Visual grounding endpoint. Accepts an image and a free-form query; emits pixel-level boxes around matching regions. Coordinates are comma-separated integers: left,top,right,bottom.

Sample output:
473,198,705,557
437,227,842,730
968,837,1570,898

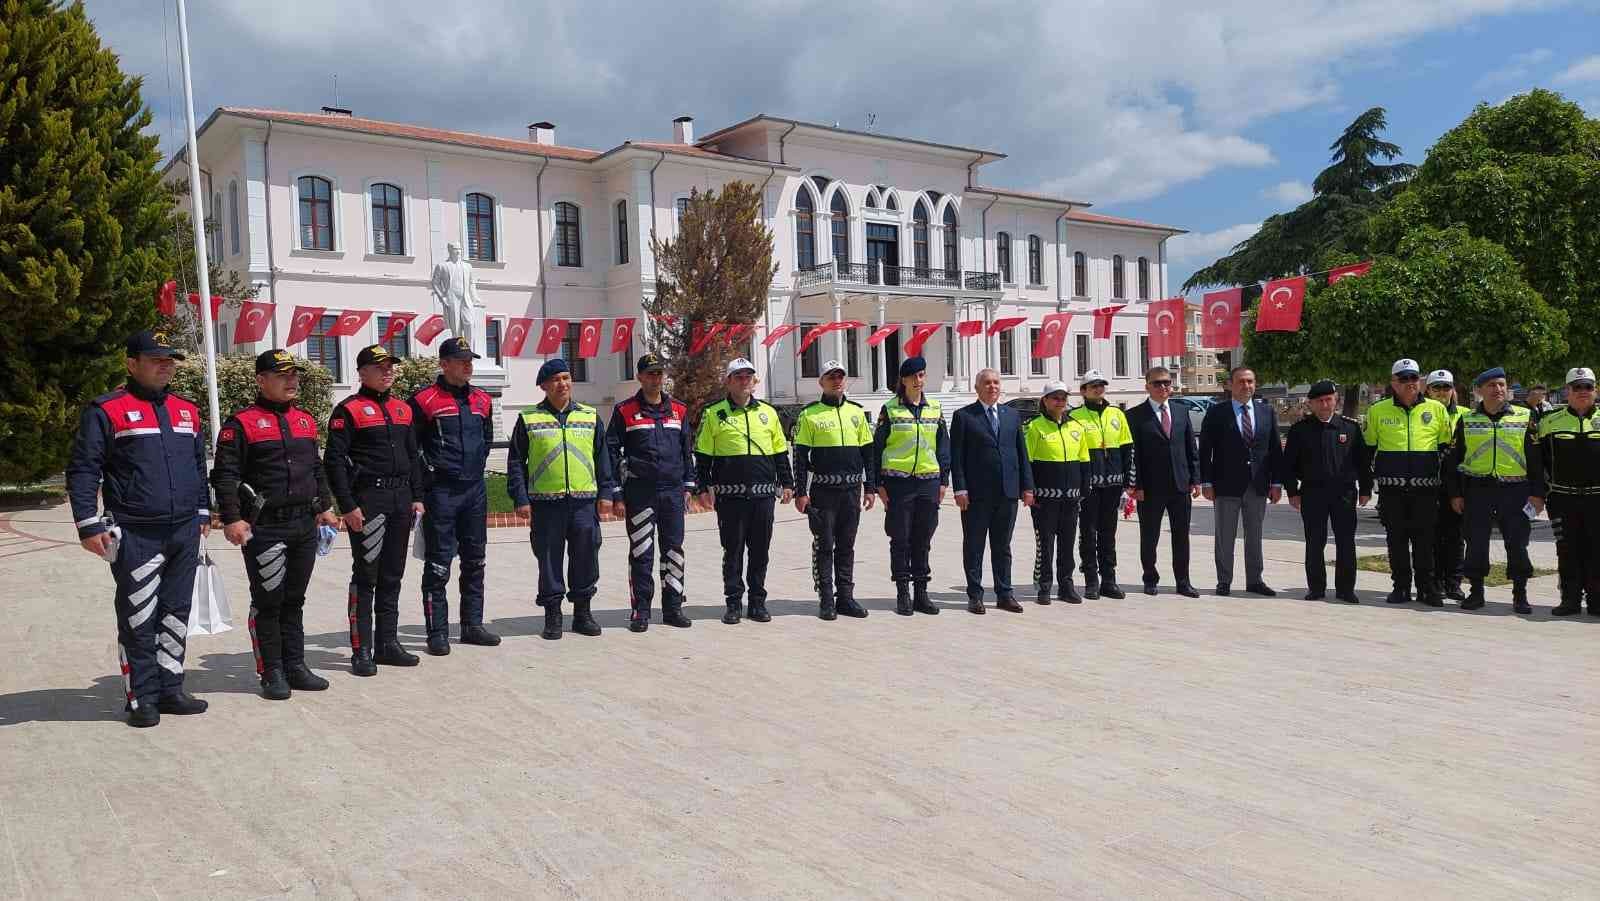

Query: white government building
171,107,1188,422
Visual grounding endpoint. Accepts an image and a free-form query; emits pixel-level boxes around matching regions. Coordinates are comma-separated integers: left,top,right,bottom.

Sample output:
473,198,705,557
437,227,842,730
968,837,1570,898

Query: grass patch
1356,554,1553,587
484,472,515,514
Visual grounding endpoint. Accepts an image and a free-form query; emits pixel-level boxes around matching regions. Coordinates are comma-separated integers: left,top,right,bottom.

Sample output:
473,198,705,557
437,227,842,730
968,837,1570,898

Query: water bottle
316,523,339,557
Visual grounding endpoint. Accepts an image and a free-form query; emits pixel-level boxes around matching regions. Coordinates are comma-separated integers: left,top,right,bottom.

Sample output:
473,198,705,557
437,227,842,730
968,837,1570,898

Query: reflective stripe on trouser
1377,489,1438,594
530,498,601,609
883,478,940,586
1548,494,1600,604
1030,496,1079,595
715,495,776,604
1461,478,1534,582
242,518,318,675
1078,486,1122,582
109,521,200,709
807,485,861,603
421,478,488,637
348,489,414,651
623,482,686,616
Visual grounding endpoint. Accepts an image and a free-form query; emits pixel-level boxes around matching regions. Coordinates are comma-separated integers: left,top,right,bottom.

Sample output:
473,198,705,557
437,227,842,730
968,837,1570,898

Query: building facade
173,108,1186,425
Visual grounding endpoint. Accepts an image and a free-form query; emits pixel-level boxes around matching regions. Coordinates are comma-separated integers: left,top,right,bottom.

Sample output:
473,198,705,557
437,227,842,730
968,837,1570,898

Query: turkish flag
285,306,325,346
955,320,984,338
690,322,725,354
536,318,567,355
611,317,636,353
378,312,418,345
1032,312,1071,359
797,321,864,355
1327,261,1372,285
903,322,943,357
1146,297,1186,357
502,317,534,357
187,292,225,320
577,318,603,358
1092,305,1125,339
233,301,274,344
866,324,899,347
1256,276,1307,332
722,323,752,346
157,281,177,317
988,316,1027,337
415,314,446,345
326,309,373,338
1200,288,1242,349
761,324,799,347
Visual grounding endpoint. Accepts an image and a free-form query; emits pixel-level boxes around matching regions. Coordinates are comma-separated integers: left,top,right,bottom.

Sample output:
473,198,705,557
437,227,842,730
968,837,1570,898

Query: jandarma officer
870,355,950,616
66,330,211,727
1447,367,1541,614
212,349,339,700
1363,358,1455,606
324,344,424,676
792,358,876,620
508,359,616,640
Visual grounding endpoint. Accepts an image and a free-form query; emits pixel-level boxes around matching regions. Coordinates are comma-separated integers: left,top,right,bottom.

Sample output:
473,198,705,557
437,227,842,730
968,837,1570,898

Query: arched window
943,206,959,278
297,175,333,251
883,191,897,212
1027,235,1043,285
615,199,629,264
795,187,816,270
913,201,930,276
228,181,241,255
370,183,404,255
830,192,848,266
1073,251,1087,297
1138,256,1151,300
996,231,1013,283
1112,254,1126,299
555,202,581,267
865,188,879,209
465,192,495,261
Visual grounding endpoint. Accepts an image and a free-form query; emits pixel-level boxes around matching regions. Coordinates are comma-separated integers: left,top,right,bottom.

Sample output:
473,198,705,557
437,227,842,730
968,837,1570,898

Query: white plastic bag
411,508,427,561
187,548,234,636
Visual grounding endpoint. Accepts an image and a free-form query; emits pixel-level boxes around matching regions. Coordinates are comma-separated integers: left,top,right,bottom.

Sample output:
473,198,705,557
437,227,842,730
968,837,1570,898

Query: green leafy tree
393,355,440,398
645,182,777,418
169,354,334,448
0,0,173,481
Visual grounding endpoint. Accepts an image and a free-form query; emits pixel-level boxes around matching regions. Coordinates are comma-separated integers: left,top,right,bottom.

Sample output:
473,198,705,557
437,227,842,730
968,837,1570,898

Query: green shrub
394,356,440,398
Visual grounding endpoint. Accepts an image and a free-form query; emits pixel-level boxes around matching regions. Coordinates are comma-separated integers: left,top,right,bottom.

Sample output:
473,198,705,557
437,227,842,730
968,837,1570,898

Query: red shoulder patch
330,418,345,430
219,426,236,443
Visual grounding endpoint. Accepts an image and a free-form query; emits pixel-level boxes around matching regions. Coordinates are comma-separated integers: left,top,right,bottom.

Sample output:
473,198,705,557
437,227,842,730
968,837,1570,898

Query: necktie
988,405,999,436
1159,404,1171,437
1240,404,1254,444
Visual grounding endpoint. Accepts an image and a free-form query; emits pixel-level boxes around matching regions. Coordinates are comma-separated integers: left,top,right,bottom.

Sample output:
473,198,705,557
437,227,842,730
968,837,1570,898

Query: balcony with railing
795,261,1002,295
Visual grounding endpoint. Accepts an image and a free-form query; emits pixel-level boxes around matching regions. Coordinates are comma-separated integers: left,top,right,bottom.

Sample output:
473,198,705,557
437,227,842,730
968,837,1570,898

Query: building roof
215,107,603,161
1066,208,1187,235
967,184,1092,209
697,114,1007,164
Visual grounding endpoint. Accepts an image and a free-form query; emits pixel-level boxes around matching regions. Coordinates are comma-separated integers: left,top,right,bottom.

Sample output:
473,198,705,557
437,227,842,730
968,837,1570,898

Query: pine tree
0,0,174,481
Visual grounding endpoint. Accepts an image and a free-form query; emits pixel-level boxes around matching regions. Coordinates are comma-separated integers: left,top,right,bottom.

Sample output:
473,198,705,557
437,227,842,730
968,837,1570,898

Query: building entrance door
866,224,899,286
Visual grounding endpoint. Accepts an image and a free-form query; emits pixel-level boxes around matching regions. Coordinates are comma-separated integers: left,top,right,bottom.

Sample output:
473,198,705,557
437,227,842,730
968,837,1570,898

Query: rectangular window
228,182,241,256
307,314,342,378
1139,336,1150,375
845,328,860,378
376,315,411,359
486,319,502,366
618,337,635,380
999,329,1015,376
945,326,955,376
1114,335,1128,378
1029,328,1045,375
561,322,589,382
1074,334,1090,378
800,321,820,379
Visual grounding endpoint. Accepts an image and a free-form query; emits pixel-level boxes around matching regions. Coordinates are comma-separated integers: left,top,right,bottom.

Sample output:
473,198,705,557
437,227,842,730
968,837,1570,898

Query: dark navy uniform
1282,394,1372,601
324,345,424,671
793,391,876,620
66,332,210,724
606,371,695,631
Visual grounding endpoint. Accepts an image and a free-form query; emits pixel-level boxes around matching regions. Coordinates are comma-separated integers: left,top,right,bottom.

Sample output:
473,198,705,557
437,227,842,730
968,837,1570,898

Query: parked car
1168,396,1214,433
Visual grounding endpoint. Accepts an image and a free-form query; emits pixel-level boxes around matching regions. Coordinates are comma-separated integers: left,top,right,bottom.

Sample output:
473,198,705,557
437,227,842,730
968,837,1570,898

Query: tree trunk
1342,385,1361,418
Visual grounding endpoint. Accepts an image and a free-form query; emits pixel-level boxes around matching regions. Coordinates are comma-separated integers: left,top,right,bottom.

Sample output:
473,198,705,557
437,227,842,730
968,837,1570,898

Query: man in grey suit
951,368,1036,613
1198,367,1285,596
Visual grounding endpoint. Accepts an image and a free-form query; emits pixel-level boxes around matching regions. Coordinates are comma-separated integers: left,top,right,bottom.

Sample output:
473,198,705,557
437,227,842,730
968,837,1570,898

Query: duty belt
1547,483,1600,496
1375,475,1441,488
356,475,411,489
529,490,599,501
710,483,778,496
810,472,863,486
1034,487,1081,500
1460,473,1528,484
257,503,316,523
881,470,941,480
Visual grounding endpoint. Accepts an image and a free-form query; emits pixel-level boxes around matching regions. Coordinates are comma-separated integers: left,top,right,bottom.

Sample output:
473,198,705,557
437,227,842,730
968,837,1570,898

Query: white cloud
1555,55,1600,84
1167,223,1263,268
1475,47,1553,88
1262,180,1314,205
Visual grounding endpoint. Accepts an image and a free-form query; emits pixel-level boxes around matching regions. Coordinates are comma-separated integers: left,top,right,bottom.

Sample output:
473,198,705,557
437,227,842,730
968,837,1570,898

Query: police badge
759,413,769,425
1421,411,1433,424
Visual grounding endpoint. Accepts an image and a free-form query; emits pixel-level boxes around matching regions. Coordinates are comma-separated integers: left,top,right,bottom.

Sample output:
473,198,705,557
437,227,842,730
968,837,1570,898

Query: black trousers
346,487,413,653
1137,492,1192,587
244,515,319,677
109,519,200,710
1030,495,1080,596
1298,483,1357,595
531,498,601,608
1549,494,1600,605
960,497,1019,601
715,495,776,604
1461,479,1533,583
883,477,940,586
1078,486,1122,582
1434,489,1465,587
622,481,686,616
807,485,861,603
1377,489,1437,594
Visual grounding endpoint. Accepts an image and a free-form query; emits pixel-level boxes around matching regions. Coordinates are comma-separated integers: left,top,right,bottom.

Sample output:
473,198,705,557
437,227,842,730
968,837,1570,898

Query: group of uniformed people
70,332,1600,727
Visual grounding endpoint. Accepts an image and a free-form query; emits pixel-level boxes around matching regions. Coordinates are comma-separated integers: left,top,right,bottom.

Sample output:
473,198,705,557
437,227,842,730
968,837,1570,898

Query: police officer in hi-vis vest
1363,358,1455,606
792,359,876,620
1530,367,1600,616
1447,367,1541,614
508,359,616,640
870,356,950,616
1024,381,1092,605
1070,369,1134,599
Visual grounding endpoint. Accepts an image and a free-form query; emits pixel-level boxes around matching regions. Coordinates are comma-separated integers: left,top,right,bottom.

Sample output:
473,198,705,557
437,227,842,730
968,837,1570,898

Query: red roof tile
1066,209,1186,234
219,107,602,161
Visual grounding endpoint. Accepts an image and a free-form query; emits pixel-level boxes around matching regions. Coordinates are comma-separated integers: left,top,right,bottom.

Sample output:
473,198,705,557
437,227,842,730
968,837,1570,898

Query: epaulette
1340,415,1360,424
845,399,863,409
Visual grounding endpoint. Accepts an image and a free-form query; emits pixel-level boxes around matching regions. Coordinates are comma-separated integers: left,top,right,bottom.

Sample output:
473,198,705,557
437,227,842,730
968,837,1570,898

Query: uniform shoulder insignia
1340,415,1360,423
846,399,863,408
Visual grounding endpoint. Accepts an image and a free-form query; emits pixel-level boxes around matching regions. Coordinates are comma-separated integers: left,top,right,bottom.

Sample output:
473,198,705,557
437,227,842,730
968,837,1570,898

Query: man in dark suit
1198,366,1285,596
951,368,1036,613
1125,366,1201,597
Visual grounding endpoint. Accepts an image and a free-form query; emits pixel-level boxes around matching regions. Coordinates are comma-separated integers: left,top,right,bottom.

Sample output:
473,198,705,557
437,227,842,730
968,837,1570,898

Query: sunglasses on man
1148,379,1172,388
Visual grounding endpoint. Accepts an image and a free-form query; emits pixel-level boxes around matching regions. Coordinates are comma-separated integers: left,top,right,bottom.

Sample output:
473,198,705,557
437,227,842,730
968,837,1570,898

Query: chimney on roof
672,115,694,145
528,121,556,145
320,106,353,117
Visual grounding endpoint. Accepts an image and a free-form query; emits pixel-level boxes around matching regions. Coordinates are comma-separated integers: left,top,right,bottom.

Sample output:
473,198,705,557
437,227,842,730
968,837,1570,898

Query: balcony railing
795,261,1002,292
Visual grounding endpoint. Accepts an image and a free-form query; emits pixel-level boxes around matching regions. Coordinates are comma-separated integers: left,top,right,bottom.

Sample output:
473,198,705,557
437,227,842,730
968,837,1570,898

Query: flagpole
175,0,221,450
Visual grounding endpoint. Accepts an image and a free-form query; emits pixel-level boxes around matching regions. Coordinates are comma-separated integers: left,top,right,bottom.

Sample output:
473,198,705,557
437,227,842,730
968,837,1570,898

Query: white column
875,295,887,392
832,291,844,364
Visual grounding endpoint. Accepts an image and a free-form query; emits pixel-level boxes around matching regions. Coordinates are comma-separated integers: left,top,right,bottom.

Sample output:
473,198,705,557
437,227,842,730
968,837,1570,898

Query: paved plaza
0,498,1594,899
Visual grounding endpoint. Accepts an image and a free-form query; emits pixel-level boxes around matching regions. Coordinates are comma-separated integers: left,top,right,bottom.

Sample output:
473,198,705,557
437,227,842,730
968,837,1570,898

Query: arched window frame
459,188,501,263
1138,256,1151,300
794,183,817,271
942,204,960,278
365,180,408,257
614,198,630,265
554,201,583,268
828,189,850,267
227,180,241,256
912,201,931,276
1112,254,1126,299
996,231,1013,284
1073,251,1087,297
290,172,340,253
1027,234,1043,285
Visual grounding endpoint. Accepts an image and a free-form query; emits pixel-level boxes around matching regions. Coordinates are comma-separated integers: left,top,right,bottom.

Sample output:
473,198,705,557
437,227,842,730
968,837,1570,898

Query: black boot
351,648,377,677
374,640,419,667
894,584,913,616
629,603,650,633
1100,579,1125,600
1035,591,1053,606
747,598,772,623
912,584,940,615
286,663,329,691
1059,583,1083,604
1385,589,1412,605
1512,581,1532,615
722,599,743,624
460,622,502,646
1461,581,1486,610
157,690,208,715
662,600,692,628
818,596,837,621
261,668,291,701
1443,580,1467,602
572,599,602,636
1552,595,1582,616
837,596,869,618
426,633,451,656
542,604,564,639
128,705,160,727
1083,576,1101,600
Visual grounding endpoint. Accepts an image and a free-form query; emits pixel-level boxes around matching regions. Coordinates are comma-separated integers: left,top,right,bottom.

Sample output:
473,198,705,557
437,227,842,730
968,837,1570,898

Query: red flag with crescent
285,306,325,346
1327,260,1372,285
866,324,899,347
955,319,984,338
796,321,864,356
1147,297,1186,357
902,322,944,357
988,316,1027,337
611,317,636,353
326,309,374,338
1092,305,1125,339
1256,276,1306,333
761,324,799,347
157,281,177,317
721,323,752,346
1031,312,1071,359
577,318,603,358
1200,288,1242,349
690,322,725,354
536,318,568,354
378,312,418,345
233,301,274,344
187,292,225,320
415,314,446,345
502,317,534,357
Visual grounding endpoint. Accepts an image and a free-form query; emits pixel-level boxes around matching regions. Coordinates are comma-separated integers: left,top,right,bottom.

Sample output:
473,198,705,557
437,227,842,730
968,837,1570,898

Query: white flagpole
175,0,221,450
